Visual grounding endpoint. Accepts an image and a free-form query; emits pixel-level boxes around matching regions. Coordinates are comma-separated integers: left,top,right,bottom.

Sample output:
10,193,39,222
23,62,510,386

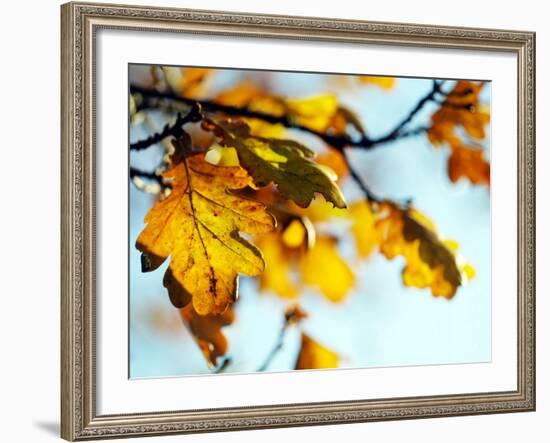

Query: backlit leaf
286,94,339,132
375,203,473,298
299,236,355,302
316,149,349,182
162,67,214,99
257,232,299,299
448,145,490,186
428,81,491,186
180,304,235,367
295,333,339,370
214,82,364,137
136,136,275,315
358,76,397,90
204,118,347,209
349,200,381,258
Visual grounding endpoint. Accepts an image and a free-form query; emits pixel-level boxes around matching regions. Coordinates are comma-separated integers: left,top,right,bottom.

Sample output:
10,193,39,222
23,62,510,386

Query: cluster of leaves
131,67,490,371
428,80,491,186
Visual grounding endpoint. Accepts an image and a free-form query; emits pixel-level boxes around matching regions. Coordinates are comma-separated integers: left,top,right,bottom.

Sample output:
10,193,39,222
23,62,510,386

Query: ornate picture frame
61,2,535,440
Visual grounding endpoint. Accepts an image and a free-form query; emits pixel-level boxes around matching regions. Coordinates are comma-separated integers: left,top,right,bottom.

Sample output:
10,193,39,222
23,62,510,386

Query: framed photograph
61,1,535,440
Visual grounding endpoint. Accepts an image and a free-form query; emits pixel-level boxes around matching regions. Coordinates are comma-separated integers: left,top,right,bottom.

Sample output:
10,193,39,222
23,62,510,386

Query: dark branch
129,167,163,185
131,80,448,152
367,80,442,146
342,150,383,204
212,357,232,374
257,319,292,372
131,85,356,150
129,103,203,151
130,80,455,205
341,149,412,209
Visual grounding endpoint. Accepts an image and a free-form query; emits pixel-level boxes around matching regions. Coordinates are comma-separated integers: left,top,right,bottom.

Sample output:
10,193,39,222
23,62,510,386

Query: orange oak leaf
180,304,235,367
428,81,490,186
448,144,490,186
316,149,349,182
295,333,339,370
136,137,275,315
428,81,490,145
161,66,214,99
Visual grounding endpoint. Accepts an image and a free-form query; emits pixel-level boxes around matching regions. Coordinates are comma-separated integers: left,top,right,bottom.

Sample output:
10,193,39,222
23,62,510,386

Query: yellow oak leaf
214,82,287,138
299,236,355,302
136,138,275,315
349,200,381,258
256,232,299,299
281,219,308,248
203,118,347,209
375,203,473,298
358,76,397,90
214,82,364,137
180,304,235,367
295,333,339,370
286,95,339,132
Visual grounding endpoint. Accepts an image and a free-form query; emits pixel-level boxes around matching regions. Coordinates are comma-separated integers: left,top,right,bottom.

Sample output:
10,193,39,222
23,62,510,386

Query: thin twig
130,103,202,151
129,167,163,184
368,80,443,146
131,85,356,150
130,79,457,205
212,357,232,374
131,80,450,152
257,321,291,372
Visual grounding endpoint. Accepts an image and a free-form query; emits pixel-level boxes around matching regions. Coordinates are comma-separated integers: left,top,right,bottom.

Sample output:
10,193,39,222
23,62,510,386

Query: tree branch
131,80,449,152
257,316,294,372
130,80,457,205
131,85,356,150
130,103,203,151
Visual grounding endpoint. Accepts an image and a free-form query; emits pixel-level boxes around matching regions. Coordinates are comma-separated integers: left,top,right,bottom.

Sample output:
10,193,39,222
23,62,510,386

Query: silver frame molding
61,2,536,440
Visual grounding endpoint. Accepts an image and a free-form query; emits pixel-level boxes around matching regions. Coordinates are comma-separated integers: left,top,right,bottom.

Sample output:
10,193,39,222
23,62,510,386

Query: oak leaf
428,81,490,186
284,304,308,325
180,304,235,367
214,82,365,137
214,82,287,138
299,236,355,302
136,137,275,315
256,232,299,299
375,203,473,298
358,76,397,90
204,119,347,209
316,149,349,182
448,144,490,186
162,67,214,99
349,200,381,258
257,226,354,303
295,333,339,370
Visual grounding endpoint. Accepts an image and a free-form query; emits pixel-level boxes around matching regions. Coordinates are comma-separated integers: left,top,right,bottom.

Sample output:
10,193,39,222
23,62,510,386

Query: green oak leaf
204,119,347,209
